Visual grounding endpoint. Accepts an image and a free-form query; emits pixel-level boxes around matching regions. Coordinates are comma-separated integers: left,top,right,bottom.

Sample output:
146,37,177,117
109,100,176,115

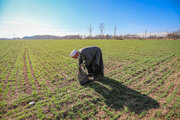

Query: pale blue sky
0,0,180,38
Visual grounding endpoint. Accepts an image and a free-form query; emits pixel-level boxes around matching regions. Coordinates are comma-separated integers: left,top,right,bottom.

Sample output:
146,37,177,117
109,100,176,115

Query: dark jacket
78,46,104,76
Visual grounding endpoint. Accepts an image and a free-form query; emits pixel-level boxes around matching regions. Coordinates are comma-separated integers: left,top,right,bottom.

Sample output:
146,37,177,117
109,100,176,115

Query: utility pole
145,30,147,38
99,23,104,39
166,29,169,35
89,24,92,39
114,25,117,37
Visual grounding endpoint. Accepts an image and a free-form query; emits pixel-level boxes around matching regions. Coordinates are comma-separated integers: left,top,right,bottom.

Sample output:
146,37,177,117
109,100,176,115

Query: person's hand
79,63,85,67
78,66,81,69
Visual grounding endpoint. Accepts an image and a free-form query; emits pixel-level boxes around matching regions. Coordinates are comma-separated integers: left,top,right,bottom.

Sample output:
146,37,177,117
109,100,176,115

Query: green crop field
0,39,180,120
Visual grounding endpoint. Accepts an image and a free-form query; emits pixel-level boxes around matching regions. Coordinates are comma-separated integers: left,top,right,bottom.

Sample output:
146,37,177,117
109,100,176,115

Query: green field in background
0,39,180,120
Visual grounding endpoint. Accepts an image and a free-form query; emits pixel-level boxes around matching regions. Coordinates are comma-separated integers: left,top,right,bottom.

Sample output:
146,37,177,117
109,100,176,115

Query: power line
114,25,117,37
145,30,147,37
99,23,105,38
89,24,92,38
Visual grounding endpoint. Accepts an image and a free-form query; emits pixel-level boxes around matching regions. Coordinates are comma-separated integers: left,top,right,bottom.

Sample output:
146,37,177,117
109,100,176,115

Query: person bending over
70,46,104,80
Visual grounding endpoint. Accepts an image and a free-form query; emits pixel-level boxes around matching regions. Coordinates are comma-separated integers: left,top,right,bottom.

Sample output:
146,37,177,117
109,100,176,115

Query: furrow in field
52,97,100,119
37,53,73,81
33,47,77,73
106,60,136,77
27,49,50,91
109,55,174,91
1,40,180,120
32,58,55,91
0,43,20,69
4,55,18,86
130,56,175,88
31,48,76,87
0,42,15,60
36,55,77,87
150,58,180,99
31,50,58,90
27,47,52,91
154,69,179,102
0,54,15,75
104,61,127,75
112,55,175,87
0,53,18,101
5,82,86,119
128,57,172,86
107,63,149,84
36,53,70,81
14,68,20,98
144,70,180,119
5,52,21,102
18,50,26,95
137,58,179,95
27,49,41,92
0,58,10,71
23,49,32,94
37,57,59,85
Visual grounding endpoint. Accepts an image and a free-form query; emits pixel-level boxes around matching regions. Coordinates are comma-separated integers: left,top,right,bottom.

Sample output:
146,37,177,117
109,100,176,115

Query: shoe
92,75,101,81
87,73,94,77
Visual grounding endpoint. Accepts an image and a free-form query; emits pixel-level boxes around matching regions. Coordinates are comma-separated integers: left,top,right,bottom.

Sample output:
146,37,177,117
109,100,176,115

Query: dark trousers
86,63,100,76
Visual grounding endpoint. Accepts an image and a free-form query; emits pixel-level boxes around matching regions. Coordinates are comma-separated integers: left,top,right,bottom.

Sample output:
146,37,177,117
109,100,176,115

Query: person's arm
79,56,83,66
80,52,92,65
84,57,92,65
79,52,93,66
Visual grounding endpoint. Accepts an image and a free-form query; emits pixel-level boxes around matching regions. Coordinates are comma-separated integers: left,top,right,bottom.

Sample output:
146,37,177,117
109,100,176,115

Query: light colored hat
69,49,78,57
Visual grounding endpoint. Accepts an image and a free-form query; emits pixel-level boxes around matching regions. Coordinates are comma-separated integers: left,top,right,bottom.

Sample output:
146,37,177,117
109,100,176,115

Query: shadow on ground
84,77,160,114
